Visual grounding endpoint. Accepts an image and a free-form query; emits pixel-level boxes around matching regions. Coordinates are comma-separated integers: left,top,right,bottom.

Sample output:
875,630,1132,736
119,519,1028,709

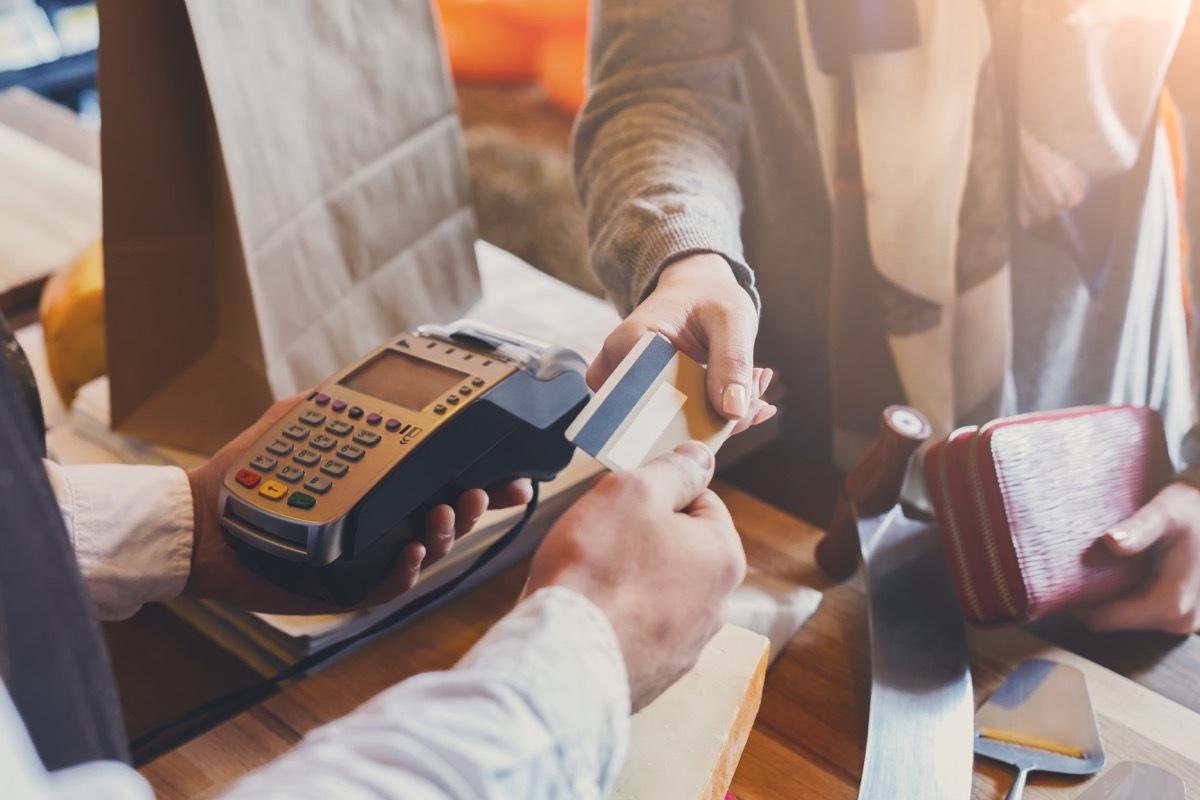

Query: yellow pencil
977,727,1088,759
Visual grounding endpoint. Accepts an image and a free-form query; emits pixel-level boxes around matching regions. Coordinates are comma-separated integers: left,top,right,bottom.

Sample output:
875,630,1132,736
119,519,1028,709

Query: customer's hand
1075,481,1200,635
526,441,746,710
184,395,533,614
588,253,775,435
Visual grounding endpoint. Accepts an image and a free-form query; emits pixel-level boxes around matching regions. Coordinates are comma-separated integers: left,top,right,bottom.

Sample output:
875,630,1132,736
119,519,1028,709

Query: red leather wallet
924,405,1171,627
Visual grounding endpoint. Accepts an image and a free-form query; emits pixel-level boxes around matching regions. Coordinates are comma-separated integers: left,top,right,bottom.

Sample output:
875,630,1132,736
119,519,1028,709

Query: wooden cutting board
612,624,769,800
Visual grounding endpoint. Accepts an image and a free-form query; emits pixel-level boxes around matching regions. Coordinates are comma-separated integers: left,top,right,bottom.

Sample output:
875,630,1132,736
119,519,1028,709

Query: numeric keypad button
304,476,333,495
320,460,349,478
353,430,381,447
326,420,354,437
310,434,337,451
278,466,305,483
337,444,365,462
251,455,278,472
283,424,310,441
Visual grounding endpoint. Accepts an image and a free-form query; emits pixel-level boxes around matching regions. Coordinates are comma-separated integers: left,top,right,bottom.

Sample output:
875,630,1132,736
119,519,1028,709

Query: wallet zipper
934,435,985,621
967,432,1020,620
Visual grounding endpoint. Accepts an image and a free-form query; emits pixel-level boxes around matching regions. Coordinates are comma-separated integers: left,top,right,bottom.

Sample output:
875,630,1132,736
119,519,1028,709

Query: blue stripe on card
571,335,676,457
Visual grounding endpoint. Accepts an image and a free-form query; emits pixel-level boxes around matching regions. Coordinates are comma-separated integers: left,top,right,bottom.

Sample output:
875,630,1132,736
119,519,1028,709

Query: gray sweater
574,0,1199,467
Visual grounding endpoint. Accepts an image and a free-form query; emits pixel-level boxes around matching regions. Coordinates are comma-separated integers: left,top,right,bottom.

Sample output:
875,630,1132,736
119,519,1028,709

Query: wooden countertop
8,82,1192,799
133,472,1200,798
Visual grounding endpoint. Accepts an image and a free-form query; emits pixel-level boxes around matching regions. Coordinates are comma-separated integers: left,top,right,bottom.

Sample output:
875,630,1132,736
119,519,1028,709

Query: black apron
0,312,128,770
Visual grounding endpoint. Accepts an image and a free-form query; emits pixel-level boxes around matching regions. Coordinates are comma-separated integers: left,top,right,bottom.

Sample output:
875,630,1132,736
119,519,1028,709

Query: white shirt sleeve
0,586,630,800
42,461,194,620
223,585,631,800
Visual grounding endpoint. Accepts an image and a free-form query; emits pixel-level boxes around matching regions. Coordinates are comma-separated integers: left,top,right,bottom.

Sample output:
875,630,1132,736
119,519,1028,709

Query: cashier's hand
183,395,534,614
589,252,775,435
1076,481,1200,635
526,442,746,711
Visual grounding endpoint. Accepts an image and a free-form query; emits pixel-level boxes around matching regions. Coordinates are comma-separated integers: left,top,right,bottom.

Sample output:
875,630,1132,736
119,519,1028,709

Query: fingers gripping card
566,332,735,471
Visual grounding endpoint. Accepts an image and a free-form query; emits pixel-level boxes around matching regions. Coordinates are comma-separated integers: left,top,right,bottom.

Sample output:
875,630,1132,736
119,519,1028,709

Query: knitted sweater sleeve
572,0,758,316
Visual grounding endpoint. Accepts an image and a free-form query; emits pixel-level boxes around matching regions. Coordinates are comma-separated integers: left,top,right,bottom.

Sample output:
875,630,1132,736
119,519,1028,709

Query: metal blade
856,506,974,800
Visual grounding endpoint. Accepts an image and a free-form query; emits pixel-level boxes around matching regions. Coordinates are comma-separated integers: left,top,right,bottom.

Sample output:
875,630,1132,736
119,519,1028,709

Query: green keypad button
287,491,316,510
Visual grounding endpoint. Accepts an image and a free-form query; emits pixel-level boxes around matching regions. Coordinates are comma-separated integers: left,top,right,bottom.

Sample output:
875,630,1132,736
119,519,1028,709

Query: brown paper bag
98,0,481,454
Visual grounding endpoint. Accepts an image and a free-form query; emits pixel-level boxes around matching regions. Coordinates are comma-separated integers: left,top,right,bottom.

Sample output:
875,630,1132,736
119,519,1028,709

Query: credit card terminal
218,321,590,607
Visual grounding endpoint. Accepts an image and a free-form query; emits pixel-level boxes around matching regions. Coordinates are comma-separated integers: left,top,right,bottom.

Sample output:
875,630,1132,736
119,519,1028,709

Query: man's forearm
221,587,631,800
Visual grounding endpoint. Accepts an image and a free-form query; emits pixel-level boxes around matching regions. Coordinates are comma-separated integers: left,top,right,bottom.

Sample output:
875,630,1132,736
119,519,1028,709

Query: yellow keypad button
258,480,288,501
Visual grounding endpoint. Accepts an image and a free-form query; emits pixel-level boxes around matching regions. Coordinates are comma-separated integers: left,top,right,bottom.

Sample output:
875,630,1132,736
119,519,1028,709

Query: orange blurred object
537,31,587,113
493,0,588,32
1163,90,1190,330
40,241,107,407
437,0,540,82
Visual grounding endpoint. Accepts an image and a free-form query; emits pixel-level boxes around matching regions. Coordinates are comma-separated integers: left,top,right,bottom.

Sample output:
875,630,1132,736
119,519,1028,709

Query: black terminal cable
130,481,541,765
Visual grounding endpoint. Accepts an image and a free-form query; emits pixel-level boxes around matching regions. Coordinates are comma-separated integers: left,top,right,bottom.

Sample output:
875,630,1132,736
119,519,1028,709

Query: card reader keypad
240,403,433,514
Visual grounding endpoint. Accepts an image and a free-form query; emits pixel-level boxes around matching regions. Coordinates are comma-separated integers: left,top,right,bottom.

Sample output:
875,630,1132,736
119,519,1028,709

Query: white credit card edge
600,381,689,471
602,398,735,473
564,330,662,441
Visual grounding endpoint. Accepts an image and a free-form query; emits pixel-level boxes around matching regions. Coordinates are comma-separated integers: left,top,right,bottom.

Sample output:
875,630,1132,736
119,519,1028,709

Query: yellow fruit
40,240,106,407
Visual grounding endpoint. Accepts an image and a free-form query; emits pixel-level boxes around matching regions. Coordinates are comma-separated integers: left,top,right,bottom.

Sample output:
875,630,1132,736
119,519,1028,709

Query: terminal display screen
340,350,468,411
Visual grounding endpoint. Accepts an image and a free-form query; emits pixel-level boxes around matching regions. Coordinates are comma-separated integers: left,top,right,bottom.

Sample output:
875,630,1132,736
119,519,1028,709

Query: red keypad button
236,469,261,489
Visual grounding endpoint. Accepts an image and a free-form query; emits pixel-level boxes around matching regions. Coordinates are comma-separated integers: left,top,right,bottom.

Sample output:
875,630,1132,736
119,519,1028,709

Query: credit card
565,332,735,471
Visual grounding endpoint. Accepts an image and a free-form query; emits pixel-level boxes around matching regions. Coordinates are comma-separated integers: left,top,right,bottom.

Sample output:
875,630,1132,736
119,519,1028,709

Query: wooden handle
815,406,931,580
